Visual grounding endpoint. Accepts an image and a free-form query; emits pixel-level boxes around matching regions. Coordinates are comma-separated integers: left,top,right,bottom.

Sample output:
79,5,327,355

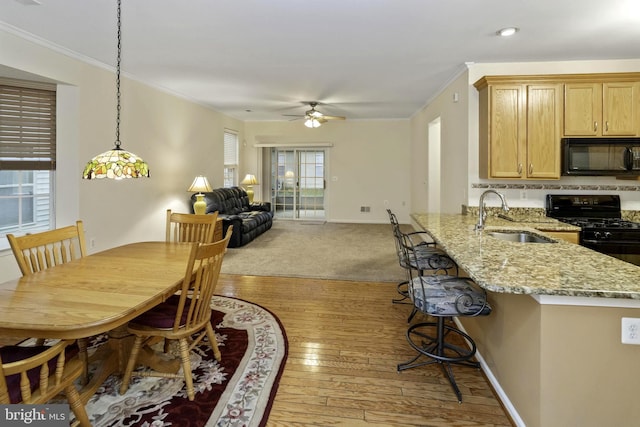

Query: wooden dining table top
0,241,195,340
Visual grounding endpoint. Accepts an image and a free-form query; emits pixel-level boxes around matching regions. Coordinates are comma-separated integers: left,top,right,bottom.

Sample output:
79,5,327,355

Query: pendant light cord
115,0,122,149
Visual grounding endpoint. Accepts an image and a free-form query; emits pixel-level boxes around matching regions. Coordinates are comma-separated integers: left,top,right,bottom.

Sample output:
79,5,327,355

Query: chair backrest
166,209,218,244
172,226,233,333
387,210,407,262
0,340,81,404
7,221,87,276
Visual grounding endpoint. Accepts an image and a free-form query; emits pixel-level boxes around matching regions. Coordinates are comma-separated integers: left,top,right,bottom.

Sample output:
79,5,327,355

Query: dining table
0,241,197,403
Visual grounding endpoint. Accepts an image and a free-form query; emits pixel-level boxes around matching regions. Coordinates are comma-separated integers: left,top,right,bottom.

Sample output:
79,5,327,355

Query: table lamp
188,175,212,214
241,174,259,203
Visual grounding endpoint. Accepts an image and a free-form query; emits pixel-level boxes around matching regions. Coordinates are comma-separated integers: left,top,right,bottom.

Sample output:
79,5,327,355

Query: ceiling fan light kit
305,118,322,128
285,102,346,128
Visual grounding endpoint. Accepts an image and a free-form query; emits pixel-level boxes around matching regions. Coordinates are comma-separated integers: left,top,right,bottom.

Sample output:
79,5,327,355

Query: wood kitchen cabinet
564,82,639,136
545,230,579,244
476,78,561,179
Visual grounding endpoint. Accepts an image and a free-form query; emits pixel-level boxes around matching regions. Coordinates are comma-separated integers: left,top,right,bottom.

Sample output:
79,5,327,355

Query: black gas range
546,194,640,266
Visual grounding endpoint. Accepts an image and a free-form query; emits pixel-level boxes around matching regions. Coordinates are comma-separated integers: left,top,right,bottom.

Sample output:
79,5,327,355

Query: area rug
83,295,288,427
221,221,406,282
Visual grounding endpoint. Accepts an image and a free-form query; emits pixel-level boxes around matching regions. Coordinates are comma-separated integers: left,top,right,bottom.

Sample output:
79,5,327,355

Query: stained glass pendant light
82,0,149,180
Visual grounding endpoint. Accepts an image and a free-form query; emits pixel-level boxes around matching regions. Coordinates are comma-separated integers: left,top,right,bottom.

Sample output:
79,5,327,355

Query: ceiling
1,0,640,122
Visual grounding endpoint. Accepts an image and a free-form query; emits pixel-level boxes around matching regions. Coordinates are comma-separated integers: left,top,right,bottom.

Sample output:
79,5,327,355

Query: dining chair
119,227,232,401
164,209,220,352
7,221,88,276
166,209,218,244
6,221,91,384
0,339,91,427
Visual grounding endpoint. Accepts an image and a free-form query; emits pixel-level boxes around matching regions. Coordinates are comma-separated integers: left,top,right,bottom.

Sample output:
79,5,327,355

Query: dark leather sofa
190,186,273,248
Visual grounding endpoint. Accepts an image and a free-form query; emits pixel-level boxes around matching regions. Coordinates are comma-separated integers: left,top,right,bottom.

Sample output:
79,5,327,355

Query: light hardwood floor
217,274,514,427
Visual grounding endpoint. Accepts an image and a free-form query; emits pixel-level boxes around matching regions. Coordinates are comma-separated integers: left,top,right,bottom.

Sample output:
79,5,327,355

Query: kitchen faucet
475,190,509,230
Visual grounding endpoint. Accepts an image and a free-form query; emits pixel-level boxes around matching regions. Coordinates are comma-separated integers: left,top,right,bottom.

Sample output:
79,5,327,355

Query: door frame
269,147,328,221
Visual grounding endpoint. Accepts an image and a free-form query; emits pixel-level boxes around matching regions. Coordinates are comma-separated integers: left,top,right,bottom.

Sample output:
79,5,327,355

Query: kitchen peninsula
411,213,640,427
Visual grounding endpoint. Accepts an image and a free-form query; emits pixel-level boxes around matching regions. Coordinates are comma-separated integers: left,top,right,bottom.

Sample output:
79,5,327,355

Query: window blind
0,81,57,171
223,130,238,166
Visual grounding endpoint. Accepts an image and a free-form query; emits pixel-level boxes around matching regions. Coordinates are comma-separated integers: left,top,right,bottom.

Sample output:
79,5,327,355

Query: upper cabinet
475,73,640,180
475,77,562,179
564,82,638,136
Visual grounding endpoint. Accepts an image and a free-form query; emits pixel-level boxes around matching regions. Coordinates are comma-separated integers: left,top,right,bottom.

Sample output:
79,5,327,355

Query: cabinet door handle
594,121,598,132
605,121,609,132
518,163,523,175
529,164,533,175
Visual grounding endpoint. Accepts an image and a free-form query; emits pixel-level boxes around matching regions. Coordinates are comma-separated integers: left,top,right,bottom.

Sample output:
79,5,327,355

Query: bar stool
387,209,458,307
397,274,491,402
396,225,459,322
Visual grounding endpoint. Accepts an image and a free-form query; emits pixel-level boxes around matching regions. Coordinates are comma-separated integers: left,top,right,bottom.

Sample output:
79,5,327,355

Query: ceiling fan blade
283,102,347,124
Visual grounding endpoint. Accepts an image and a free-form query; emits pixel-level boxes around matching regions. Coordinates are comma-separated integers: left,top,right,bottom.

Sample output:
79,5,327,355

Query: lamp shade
82,148,150,179
240,174,259,185
188,175,213,193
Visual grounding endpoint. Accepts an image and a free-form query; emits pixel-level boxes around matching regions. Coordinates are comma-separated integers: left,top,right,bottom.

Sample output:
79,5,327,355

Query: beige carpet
221,220,406,282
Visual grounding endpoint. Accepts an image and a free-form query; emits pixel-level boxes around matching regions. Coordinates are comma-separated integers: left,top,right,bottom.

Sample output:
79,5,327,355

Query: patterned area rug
83,296,288,427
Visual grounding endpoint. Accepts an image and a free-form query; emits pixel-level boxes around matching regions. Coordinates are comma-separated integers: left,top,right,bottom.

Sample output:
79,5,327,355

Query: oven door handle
582,239,640,246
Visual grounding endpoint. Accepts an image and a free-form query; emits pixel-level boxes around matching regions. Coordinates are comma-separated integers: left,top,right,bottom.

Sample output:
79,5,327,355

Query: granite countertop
411,213,640,299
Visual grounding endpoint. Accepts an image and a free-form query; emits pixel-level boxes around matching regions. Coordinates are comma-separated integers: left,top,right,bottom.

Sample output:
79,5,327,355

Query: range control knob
594,231,612,240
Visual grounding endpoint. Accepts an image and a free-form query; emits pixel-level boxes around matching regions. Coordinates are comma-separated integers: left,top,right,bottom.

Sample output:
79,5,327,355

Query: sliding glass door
271,148,325,220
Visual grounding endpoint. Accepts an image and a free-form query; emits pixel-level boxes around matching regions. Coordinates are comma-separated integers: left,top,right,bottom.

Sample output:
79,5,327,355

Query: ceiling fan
284,102,346,128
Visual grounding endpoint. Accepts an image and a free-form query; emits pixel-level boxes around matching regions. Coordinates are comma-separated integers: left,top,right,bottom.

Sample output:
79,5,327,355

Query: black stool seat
397,275,491,402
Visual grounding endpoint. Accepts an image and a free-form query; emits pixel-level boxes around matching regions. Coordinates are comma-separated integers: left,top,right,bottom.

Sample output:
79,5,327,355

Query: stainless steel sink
486,230,557,244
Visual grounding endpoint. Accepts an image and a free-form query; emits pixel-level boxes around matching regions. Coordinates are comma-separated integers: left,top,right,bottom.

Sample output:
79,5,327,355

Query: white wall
0,28,243,283
410,70,471,214
243,120,411,223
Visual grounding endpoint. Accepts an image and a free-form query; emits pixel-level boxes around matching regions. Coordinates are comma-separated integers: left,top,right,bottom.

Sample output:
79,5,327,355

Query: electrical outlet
520,190,527,200
621,318,640,344
90,238,96,248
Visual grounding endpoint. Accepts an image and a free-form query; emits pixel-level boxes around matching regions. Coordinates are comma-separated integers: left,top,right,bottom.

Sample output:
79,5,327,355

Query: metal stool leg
397,317,480,403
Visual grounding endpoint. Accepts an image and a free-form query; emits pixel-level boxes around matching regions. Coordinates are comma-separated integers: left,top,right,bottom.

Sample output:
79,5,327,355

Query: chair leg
407,306,418,323
397,318,480,403
178,337,195,401
392,280,412,304
65,384,91,427
77,338,89,385
205,322,221,362
119,335,144,395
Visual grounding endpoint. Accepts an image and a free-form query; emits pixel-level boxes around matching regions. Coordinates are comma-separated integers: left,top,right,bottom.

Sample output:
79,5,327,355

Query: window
223,129,238,187
0,79,56,239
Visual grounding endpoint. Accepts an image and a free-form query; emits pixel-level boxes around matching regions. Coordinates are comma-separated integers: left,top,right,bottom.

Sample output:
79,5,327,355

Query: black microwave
562,138,640,176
